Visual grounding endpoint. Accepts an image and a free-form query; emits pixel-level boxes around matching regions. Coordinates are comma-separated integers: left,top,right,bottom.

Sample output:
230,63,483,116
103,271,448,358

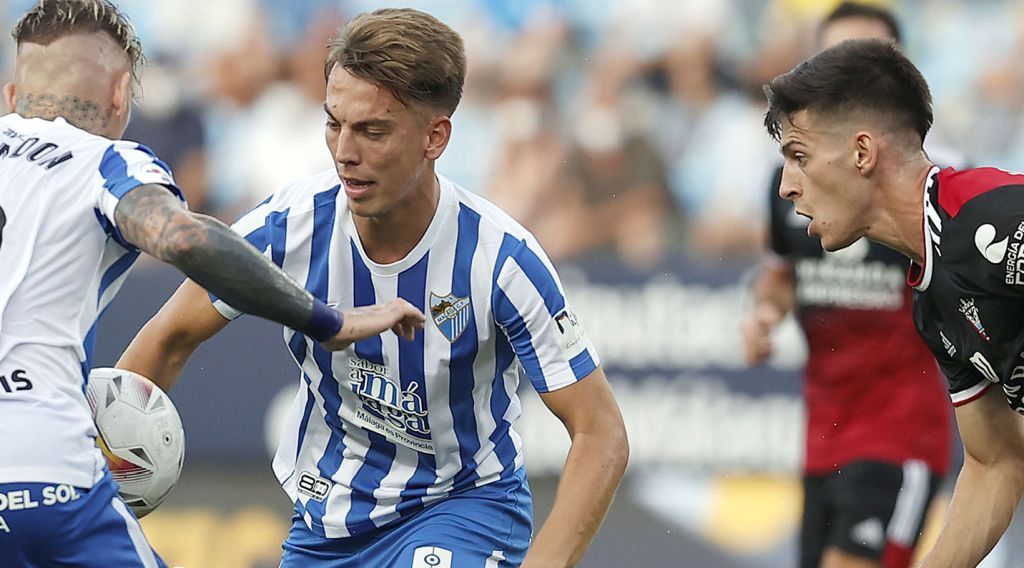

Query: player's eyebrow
322,104,392,129
780,140,801,158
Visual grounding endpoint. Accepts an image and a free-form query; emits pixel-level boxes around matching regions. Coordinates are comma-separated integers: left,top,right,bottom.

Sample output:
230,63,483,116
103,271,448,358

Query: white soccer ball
86,367,185,518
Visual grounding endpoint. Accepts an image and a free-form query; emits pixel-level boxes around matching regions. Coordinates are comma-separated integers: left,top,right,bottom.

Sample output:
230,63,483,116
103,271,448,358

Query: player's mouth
342,176,376,199
796,210,816,236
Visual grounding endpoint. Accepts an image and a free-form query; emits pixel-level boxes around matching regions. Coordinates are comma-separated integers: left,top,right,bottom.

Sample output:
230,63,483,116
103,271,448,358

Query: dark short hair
12,0,144,81
763,39,932,143
821,2,902,44
325,8,466,116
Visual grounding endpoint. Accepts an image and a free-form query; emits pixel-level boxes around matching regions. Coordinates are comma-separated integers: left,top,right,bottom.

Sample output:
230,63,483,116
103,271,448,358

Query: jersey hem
0,467,102,488
950,380,992,406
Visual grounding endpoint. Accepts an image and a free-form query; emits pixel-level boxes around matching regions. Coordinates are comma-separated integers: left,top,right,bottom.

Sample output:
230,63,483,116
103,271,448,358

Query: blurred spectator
198,13,282,215
554,98,675,270
656,34,777,261
486,18,571,247
124,59,209,212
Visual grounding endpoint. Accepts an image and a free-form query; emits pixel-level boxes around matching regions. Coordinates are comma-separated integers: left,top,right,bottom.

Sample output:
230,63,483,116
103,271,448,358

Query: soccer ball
86,367,185,518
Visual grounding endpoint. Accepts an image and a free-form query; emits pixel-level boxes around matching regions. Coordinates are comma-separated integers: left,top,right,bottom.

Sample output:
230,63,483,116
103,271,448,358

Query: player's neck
354,174,441,265
14,90,117,138
865,157,933,264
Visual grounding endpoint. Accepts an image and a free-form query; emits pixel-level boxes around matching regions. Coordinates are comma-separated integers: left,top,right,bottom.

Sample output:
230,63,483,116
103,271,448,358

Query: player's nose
779,164,802,201
333,130,360,166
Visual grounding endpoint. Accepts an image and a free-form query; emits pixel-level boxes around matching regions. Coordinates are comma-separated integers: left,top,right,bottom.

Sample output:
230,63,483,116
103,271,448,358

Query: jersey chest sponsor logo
958,298,991,341
347,356,434,454
1001,220,1024,285
430,292,471,343
975,224,1008,263
794,251,904,310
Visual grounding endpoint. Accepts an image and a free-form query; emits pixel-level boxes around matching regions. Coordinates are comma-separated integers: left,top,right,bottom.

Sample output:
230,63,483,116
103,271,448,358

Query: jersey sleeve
492,234,601,393
208,195,280,320
94,141,185,249
933,346,993,407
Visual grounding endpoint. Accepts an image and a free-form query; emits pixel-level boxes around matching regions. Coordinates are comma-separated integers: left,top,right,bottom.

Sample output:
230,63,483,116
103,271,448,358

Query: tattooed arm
113,184,424,350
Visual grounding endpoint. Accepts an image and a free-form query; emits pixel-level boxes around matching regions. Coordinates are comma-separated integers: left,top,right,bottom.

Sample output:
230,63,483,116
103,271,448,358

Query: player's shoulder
440,175,532,243
935,166,1024,219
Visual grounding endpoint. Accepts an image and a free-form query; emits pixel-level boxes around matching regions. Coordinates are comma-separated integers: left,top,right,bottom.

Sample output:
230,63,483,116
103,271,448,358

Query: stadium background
4,0,1024,565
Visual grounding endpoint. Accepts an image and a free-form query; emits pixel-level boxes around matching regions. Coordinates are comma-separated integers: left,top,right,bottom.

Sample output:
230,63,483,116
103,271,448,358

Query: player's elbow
155,212,213,266
598,413,630,478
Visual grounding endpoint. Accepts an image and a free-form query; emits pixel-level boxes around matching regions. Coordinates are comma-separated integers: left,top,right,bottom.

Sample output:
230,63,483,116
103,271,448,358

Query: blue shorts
0,472,165,568
282,468,533,567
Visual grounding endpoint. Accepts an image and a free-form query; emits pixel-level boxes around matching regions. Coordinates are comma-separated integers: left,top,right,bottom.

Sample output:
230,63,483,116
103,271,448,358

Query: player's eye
326,120,341,131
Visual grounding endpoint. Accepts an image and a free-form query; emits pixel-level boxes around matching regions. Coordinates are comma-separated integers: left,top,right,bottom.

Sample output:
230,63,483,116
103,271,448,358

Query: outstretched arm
524,368,629,567
114,184,423,351
920,387,1024,567
114,184,340,340
740,258,796,366
117,278,228,392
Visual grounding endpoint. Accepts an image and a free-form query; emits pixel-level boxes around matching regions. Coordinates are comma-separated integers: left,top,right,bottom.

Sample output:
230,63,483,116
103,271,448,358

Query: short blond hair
12,0,144,81
325,8,466,116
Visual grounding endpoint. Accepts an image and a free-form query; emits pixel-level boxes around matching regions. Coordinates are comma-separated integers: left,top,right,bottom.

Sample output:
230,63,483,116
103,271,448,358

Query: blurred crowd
4,0,1024,269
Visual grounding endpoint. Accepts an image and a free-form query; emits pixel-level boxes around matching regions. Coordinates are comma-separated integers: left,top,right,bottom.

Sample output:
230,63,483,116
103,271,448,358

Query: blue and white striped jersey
0,114,182,488
214,171,600,538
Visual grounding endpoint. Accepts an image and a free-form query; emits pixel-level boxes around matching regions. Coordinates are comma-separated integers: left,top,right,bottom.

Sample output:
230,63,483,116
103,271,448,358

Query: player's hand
319,299,426,351
740,304,784,366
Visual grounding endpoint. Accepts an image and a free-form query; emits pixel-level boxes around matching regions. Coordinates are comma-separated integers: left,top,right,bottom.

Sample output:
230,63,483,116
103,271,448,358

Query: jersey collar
907,166,941,291
345,175,454,277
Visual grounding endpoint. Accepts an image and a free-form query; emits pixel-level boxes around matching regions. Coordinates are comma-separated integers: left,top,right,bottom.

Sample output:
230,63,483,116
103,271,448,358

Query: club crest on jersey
959,298,991,341
429,292,471,343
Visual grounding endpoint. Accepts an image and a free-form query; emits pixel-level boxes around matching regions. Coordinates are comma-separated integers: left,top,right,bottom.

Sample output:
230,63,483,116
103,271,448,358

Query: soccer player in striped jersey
0,2,423,566
764,39,1024,567
119,8,629,568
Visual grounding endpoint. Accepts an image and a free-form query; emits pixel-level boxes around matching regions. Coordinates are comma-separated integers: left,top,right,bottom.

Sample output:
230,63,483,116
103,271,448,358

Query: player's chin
820,231,859,252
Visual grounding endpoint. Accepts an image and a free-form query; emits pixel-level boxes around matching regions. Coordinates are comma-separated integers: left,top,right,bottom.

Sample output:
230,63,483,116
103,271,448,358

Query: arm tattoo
15,93,113,134
115,185,319,331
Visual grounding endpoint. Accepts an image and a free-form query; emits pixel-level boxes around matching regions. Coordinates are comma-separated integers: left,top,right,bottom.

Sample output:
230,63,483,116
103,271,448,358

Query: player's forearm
920,456,1024,567
525,428,628,567
117,316,200,392
751,259,796,316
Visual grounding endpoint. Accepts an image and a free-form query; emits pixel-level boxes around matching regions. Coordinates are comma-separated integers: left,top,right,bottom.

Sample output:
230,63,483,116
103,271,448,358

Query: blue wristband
305,300,343,342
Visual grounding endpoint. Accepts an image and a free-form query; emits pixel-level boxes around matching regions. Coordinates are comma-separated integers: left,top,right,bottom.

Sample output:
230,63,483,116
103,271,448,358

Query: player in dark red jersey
742,5,952,568
764,37,1024,568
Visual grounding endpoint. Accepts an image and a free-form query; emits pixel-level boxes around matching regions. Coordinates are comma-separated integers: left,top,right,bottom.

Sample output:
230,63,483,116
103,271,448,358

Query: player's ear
111,70,133,121
853,132,877,176
3,83,15,113
424,115,452,160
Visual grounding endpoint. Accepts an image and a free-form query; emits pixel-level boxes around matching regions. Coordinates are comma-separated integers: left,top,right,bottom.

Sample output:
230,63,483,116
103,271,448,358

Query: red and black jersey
911,167,1024,413
769,166,951,476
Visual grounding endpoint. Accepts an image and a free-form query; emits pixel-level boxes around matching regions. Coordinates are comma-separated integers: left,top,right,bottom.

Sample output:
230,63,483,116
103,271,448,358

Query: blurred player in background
742,4,953,567
118,8,629,568
764,37,1024,568
0,1,423,566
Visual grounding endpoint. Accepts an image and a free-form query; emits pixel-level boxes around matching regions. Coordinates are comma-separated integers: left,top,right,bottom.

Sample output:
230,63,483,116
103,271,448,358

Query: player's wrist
304,300,344,341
